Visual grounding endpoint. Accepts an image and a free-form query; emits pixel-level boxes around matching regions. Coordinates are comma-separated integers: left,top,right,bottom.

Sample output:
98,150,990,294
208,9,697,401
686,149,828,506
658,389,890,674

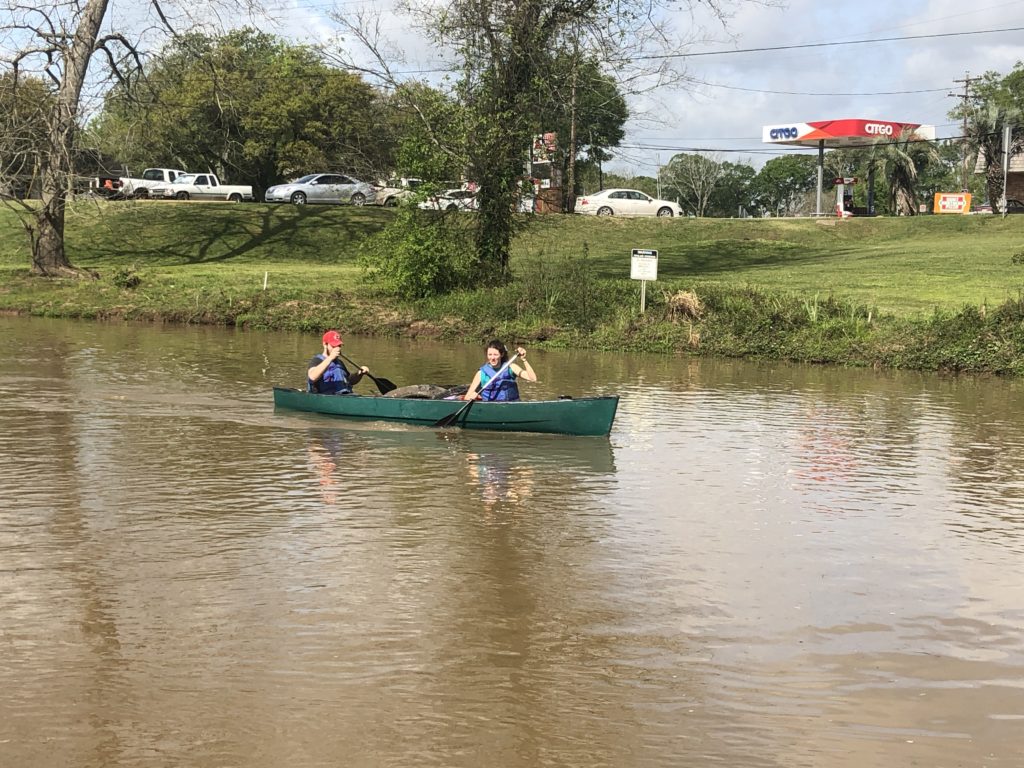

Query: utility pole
949,72,981,191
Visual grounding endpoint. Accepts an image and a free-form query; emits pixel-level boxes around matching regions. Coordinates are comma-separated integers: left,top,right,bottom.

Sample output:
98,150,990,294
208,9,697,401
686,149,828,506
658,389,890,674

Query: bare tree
1,0,258,276
661,152,725,217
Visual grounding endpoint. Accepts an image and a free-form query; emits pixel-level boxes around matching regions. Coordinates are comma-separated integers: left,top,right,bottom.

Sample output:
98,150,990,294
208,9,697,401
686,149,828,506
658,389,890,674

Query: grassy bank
2,201,1024,373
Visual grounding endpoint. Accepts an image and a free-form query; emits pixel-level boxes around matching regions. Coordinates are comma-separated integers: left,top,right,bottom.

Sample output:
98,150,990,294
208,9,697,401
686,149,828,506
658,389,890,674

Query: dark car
1005,198,1024,214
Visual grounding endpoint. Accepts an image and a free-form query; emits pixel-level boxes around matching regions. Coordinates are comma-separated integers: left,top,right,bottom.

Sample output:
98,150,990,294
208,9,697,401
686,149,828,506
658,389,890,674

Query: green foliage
391,84,466,183
358,207,479,298
708,161,758,217
110,264,142,289
88,29,391,192
7,204,1024,373
593,172,658,196
532,54,628,202
950,62,1024,208
0,73,54,196
750,156,818,215
511,244,628,331
1011,251,1024,265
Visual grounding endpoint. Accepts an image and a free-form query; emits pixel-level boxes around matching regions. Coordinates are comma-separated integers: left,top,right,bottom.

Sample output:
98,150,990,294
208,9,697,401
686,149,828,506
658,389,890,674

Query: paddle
338,351,397,395
433,353,519,428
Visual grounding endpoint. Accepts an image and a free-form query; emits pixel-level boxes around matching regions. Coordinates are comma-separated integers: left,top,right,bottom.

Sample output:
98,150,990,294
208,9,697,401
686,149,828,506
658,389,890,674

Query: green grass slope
2,201,1024,373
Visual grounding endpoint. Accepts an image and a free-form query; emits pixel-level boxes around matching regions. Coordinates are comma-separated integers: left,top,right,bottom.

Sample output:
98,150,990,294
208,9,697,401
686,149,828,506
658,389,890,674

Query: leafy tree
533,52,628,210
707,161,758,217
359,207,479,299
0,73,54,202
390,82,466,184
869,134,941,216
591,172,657,197
914,140,969,208
952,62,1024,212
332,0,747,285
751,155,818,216
91,29,391,192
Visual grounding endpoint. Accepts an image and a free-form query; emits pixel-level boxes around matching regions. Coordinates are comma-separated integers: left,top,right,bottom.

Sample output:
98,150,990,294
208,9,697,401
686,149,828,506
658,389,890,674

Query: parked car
92,167,189,199
372,177,423,207
574,188,682,217
150,173,253,202
264,173,375,206
418,188,478,212
1005,198,1024,214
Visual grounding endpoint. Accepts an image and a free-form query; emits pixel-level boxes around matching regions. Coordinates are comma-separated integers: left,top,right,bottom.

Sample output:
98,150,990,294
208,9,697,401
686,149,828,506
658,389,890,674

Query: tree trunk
32,0,110,276
565,34,579,215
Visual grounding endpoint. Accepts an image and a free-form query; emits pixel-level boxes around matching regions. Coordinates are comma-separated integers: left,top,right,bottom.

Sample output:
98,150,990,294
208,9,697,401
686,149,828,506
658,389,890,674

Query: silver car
264,173,375,206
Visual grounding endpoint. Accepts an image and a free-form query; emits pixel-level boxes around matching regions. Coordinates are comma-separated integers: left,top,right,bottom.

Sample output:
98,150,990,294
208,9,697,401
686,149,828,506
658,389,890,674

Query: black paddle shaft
338,352,397,394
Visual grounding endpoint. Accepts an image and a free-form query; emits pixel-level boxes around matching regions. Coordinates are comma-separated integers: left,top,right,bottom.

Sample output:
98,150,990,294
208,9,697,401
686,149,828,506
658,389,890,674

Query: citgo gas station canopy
762,118,936,148
761,118,937,215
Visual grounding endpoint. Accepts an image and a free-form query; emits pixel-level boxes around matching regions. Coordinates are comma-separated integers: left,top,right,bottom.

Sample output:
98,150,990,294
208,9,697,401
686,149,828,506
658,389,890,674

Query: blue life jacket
308,354,352,394
479,362,519,402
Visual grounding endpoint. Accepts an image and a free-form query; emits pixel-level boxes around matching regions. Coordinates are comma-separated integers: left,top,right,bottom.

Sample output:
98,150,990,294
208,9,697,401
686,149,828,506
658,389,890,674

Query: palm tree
968,104,1024,212
871,134,940,216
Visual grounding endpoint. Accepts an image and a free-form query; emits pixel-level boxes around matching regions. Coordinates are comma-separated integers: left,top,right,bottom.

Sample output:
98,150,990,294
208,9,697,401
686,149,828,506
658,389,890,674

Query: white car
372,177,423,207
418,188,478,212
575,188,682,217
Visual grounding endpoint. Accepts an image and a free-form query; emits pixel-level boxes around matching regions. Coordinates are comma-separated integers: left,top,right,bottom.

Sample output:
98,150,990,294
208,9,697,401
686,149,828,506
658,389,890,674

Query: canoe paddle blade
369,375,397,395
433,399,473,428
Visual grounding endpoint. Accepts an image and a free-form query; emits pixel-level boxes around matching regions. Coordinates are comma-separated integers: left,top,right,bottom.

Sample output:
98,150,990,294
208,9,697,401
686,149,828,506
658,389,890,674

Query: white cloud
610,0,1024,174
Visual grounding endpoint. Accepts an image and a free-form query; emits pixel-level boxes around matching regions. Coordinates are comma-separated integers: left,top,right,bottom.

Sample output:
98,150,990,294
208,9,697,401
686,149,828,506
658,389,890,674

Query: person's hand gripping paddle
433,353,520,428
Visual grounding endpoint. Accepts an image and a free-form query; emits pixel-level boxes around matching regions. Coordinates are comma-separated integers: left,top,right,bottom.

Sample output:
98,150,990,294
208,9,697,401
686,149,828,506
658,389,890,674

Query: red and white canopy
762,119,936,148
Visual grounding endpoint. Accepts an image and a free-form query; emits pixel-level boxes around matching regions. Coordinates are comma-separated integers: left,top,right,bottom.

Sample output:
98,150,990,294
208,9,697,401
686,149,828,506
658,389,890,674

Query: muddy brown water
2,316,1023,767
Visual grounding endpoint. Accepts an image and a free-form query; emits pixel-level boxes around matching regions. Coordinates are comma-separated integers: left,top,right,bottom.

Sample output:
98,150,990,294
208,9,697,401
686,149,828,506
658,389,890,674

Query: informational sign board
630,249,658,281
630,248,658,313
933,192,971,214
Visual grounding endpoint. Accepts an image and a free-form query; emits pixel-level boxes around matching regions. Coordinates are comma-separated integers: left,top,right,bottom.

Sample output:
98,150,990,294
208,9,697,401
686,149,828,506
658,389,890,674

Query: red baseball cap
322,330,343,346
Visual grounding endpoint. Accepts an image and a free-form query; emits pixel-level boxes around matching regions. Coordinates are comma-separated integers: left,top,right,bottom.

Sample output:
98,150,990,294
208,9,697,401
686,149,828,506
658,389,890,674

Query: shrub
358,208,479,299
110,264,141,289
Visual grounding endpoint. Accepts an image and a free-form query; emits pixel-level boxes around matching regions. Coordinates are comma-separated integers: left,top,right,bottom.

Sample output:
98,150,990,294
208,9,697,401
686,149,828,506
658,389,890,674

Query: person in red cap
307,330,370,394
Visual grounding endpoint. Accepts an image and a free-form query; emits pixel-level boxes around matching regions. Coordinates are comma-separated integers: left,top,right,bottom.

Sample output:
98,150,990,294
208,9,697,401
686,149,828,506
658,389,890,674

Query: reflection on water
1,316,1024,768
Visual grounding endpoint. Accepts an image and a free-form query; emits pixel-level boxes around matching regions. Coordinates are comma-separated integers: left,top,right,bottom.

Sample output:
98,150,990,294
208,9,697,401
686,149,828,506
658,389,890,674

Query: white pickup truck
150,173,254,202
93,167,189,199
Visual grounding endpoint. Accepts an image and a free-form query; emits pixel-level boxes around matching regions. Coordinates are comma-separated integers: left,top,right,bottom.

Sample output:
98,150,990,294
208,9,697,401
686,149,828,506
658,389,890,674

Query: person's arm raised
513,346,537,382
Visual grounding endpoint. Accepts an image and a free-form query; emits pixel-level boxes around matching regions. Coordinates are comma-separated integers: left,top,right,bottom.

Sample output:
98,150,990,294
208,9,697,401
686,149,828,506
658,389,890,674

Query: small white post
263,271,268,290
641,280,647,314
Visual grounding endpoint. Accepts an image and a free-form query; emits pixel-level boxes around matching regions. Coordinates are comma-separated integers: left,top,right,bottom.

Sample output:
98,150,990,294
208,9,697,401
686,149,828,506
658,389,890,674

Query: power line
695,82,949,97
635,26,1024,61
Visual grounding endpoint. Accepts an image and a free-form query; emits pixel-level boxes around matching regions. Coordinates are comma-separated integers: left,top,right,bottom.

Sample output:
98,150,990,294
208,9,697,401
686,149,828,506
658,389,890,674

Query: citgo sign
864,123,895,136
769,127,800,140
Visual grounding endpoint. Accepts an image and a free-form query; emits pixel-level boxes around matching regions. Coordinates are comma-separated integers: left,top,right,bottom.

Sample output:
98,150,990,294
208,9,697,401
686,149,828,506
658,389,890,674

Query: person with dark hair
307,330,369,394
463,339,536,402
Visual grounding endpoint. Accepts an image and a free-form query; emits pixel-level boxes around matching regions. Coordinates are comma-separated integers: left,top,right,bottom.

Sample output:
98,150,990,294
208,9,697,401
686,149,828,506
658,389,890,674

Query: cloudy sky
251,0,1024,174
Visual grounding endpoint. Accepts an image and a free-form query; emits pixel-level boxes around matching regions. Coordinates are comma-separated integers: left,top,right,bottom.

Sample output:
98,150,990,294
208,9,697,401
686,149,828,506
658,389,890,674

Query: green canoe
273,388,619,436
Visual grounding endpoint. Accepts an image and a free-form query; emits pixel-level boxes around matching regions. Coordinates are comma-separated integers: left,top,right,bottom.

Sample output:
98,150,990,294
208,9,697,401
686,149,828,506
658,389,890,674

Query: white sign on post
630,248,658,280
630,248,658,313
